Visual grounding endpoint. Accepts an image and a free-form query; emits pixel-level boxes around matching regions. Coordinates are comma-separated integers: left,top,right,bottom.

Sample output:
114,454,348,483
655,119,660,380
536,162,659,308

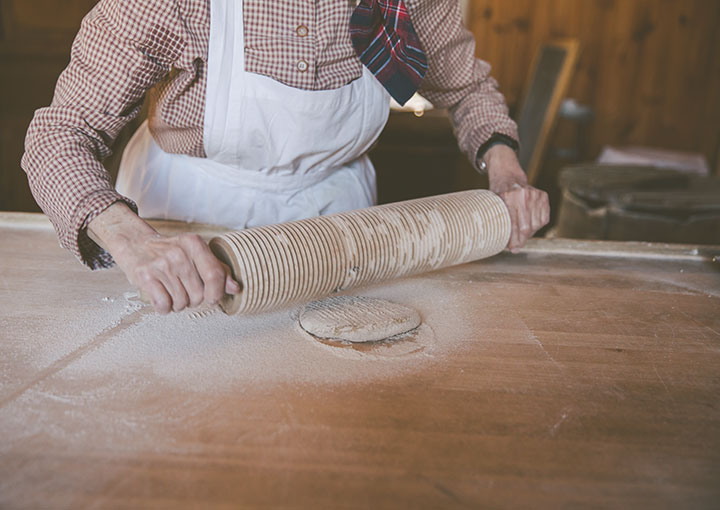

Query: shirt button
297,60,309,72
296,25,309,37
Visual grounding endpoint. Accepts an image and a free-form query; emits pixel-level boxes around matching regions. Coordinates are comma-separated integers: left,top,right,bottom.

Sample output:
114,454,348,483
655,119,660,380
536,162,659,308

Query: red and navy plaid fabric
350,0,428,105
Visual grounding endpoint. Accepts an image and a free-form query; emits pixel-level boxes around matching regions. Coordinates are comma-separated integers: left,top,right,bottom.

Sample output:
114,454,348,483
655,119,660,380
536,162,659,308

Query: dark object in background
370,109,485,205
516,39,580,185
556,165,720,245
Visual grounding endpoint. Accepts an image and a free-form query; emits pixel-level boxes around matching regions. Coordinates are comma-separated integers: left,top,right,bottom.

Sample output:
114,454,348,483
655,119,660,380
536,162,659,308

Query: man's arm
405,0,549,248
22,0,238,312
21,0,185,269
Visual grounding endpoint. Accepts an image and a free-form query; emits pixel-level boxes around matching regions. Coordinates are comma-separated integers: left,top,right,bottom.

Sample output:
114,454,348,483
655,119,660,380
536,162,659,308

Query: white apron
116,0,390,229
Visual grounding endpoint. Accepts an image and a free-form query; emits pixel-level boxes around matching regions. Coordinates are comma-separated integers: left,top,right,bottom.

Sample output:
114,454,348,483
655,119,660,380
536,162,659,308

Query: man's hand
483,144,550,252
88,202,240,314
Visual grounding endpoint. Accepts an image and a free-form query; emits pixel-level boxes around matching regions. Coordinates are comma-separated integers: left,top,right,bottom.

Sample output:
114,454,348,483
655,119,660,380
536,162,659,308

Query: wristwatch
475,133,520,172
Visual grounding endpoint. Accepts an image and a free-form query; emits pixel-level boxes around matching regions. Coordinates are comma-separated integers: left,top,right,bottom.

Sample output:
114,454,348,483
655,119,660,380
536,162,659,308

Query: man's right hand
88,202,240,314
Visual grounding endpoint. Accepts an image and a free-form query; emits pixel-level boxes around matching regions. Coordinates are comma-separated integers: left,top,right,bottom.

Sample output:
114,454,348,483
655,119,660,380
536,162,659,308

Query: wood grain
0,0,141,212
4,0,720,213
470,0,720,170
0,215,718,509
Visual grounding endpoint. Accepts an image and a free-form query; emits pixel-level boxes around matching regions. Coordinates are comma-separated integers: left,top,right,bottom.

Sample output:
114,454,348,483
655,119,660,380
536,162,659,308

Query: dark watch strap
475,133,520,172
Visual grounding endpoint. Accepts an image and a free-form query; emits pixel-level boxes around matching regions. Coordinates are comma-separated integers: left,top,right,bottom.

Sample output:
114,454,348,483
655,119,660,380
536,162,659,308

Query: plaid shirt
22,0,518,269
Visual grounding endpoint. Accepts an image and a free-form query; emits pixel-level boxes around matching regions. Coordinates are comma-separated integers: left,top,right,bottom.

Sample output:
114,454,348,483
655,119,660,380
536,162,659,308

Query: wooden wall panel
0,53,76,212
469,0,720,171
2,0,719,213
0,0,96,212
1,0,96,43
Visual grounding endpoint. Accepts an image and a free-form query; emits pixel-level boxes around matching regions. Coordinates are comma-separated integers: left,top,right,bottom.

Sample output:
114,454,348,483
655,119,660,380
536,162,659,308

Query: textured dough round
299,296,421,343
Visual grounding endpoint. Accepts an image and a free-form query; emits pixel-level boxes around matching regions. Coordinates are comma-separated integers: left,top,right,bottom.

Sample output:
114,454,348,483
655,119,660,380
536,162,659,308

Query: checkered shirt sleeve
22,0,518,270
406,0,519,171
22,0,187,269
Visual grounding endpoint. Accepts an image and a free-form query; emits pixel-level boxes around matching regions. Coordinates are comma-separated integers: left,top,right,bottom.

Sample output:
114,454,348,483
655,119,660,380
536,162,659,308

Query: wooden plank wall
469,0,720,172
0,0,97,212
1,0,719,213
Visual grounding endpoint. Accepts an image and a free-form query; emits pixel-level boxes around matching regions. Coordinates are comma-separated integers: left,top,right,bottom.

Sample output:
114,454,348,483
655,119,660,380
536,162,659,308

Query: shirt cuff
69,189,138,270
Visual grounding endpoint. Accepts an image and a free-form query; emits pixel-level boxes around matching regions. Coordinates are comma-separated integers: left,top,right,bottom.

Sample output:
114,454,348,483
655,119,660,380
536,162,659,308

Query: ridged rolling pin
209,190,511,315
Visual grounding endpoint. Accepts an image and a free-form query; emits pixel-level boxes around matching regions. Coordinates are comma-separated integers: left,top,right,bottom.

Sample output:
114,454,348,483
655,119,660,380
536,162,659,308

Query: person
22,0,549,314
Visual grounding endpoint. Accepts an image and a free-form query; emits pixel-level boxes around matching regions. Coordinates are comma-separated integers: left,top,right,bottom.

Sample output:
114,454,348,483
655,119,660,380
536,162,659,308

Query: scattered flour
0,275,488,465
60,278,479,390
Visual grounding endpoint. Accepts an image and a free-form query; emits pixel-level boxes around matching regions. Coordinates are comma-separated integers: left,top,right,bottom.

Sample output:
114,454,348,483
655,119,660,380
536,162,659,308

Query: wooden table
1,213,719,509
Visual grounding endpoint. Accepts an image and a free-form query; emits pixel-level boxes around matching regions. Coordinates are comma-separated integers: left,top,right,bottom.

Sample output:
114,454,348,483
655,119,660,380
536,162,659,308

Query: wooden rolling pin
209,190,511,315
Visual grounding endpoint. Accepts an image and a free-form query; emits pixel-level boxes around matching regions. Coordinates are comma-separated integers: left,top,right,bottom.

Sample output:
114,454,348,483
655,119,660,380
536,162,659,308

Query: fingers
505,196,521,252
529,188,549,230
225,269,241,295
515,191,533,249
133,268,173,314
122,233,240,314
165,244,202,309
540,191,551,226
500,185,551,252
144,255,190,313
160,273,190,313
147,283,172,315
182,234,238,305
502,187,529,252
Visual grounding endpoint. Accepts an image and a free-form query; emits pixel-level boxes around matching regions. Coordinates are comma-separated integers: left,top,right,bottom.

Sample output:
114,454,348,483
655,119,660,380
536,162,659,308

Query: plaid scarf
350,0,428,105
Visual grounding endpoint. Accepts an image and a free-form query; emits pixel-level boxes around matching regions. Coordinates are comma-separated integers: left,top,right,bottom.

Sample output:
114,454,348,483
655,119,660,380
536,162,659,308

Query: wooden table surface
1,213,719,509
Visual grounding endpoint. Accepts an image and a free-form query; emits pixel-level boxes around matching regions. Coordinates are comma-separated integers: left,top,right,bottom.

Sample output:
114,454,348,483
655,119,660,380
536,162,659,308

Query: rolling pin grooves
209,190,511,314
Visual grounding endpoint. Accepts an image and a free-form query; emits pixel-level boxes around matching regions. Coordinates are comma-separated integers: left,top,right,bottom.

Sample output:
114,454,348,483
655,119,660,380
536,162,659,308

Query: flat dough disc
299,296,421,343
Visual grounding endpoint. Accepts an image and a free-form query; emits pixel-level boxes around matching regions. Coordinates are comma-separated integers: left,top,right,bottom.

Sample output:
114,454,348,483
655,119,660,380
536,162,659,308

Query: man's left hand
483,144,550,252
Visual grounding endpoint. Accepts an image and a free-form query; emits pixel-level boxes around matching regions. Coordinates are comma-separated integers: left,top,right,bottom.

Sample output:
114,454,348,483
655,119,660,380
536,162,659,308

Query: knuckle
188,233,204,245
182,233,205,251
140,276,156,289
135,266,152,282
181,233,200,242
154,297,171,314
166,246,186,265
206,268,226,283
188,285,204,305
173,296,189,312
154,257,170,273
